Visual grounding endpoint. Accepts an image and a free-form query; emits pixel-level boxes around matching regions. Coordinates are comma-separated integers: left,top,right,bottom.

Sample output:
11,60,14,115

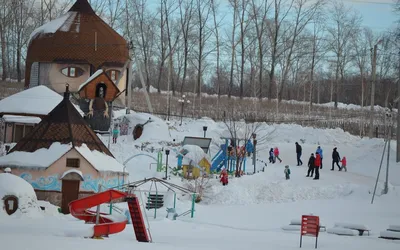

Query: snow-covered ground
1,111,400,250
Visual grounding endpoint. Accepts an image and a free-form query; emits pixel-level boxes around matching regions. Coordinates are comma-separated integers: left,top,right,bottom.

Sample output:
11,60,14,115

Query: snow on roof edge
78,69,104,91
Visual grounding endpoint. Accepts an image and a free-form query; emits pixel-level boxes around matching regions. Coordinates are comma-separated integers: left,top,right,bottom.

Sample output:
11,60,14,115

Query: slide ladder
127,196,150,242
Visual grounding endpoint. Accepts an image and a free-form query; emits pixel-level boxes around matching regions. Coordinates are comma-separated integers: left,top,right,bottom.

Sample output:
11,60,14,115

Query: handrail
137,190,153,243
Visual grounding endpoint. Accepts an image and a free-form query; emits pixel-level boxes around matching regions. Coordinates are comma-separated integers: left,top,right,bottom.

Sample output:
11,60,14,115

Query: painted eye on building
61,66,84,78
106,69,120,82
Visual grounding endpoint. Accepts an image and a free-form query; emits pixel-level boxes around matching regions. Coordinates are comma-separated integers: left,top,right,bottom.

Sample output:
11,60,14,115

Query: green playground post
190,193,195,218
109,202,113,214
157,152,163,172
154,191,158,219
173,192,176,209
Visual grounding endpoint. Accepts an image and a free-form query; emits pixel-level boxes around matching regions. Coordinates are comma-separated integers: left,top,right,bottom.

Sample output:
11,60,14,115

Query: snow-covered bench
380,230,400,240
333,223,370,236
388,225,400,232
327,227,359,236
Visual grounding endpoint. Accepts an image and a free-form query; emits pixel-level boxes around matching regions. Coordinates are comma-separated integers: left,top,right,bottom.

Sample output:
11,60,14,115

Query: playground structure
127,177,196,219
177,145,211,179
211,137,254,174
69,177,196,241
69,189,151,242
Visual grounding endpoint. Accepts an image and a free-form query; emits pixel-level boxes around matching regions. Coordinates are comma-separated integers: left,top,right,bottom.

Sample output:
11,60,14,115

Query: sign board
300,215,320,248
182,136,212,153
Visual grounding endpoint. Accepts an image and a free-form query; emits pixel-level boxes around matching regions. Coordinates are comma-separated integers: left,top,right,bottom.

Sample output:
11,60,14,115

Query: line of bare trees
0,0,399,109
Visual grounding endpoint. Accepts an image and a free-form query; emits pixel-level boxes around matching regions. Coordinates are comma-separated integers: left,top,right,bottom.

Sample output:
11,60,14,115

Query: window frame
66,158,80,168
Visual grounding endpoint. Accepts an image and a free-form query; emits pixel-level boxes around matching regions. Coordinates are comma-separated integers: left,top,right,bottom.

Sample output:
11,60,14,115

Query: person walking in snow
307,153,315,177
314,152,321,180
331,147,341,171
274,147,282,163
269,148,275,163
340,156,347,172
295,142,303,166
284,165,291,180
316,145,323,169
112,125,120,144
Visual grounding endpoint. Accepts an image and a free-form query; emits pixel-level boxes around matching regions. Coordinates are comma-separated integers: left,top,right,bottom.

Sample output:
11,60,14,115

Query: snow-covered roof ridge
28,12,78,45
0,85,84,117
78,69,104,91
0,142,72,168
75,143,125,173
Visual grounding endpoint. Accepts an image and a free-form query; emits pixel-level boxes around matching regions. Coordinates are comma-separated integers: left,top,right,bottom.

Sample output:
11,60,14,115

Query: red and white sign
300,215,320,248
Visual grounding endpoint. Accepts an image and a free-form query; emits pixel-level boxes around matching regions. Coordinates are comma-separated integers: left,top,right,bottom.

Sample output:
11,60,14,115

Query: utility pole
369,40,383,137
383,111,391,195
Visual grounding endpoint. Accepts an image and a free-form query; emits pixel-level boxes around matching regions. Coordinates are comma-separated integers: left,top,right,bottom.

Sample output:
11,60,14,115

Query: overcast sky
340,0,397,31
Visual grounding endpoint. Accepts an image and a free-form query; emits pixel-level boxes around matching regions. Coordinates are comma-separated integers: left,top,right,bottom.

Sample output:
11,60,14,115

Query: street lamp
178,95,191,126
252,133,257,174
203,126,208,138
165,149,170,180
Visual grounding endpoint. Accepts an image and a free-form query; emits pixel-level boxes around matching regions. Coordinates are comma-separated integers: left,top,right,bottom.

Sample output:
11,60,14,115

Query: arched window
96,83,107,98
106,69,120,82
61,66,84,78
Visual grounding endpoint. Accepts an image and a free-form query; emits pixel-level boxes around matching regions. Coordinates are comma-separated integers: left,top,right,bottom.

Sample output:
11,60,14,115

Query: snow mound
181,144,210,165
380,230,400,239
204,177,355,205
0,173,42,218
123,112,171,142
327,227,359,236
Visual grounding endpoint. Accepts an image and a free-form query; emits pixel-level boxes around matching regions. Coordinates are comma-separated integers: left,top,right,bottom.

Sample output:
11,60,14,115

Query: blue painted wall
20,172,121,192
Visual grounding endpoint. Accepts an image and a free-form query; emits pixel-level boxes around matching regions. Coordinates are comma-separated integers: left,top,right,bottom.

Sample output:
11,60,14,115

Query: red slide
69,189,128,238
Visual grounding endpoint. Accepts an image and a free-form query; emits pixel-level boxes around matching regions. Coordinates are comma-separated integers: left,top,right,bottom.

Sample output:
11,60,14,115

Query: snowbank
0,173,42,218
181,145,210,165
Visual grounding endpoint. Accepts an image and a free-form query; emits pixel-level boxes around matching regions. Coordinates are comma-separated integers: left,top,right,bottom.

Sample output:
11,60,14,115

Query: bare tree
250,0,272,99
0,0,12,81
228,0,239,98
326,1,361,108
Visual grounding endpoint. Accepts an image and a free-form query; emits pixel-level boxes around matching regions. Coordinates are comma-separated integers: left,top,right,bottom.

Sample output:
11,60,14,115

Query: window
106,70,120,82
13,125,24,142
12,124,35,143
60,66,84,78
66,158,80,168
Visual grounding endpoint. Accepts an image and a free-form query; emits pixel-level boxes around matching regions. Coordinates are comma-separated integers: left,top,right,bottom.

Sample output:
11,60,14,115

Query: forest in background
0,0,399,109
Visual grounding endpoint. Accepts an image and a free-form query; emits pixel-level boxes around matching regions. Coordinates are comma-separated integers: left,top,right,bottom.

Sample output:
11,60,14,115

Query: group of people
282,143,348,181
269,147,282,163
305,146,347,180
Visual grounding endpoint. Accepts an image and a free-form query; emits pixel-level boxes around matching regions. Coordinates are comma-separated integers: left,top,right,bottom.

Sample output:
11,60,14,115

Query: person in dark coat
307,153,315,177
295,142,303,166
331,147,341,171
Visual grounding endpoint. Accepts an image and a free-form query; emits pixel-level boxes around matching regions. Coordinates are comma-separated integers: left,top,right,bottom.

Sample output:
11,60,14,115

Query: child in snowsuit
274,147,282,163
340,156,347,172
307,153,315,177
220,170,229,186
284,165,291,180
269,148,275,163
112,125,120,144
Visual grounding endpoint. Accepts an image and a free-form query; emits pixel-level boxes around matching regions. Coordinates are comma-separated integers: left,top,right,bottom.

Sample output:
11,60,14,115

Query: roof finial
64,83,70,99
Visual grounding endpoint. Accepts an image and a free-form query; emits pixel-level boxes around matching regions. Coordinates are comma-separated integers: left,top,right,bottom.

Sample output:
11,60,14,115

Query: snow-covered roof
78,69,104,91
2,115,41,124
0,86,84,117
181,145,210,165
0,142,124,173
60,169,83,180
76,144,125,173
0,142,71,168
28,12,78,45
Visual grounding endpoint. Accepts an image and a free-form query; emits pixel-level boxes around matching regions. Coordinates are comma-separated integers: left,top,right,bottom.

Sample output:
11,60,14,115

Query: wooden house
0,85,127,214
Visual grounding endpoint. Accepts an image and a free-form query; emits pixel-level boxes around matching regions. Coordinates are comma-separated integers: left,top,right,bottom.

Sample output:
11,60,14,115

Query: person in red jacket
314,152,321,180
220,169,229,186
340,156,347,172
